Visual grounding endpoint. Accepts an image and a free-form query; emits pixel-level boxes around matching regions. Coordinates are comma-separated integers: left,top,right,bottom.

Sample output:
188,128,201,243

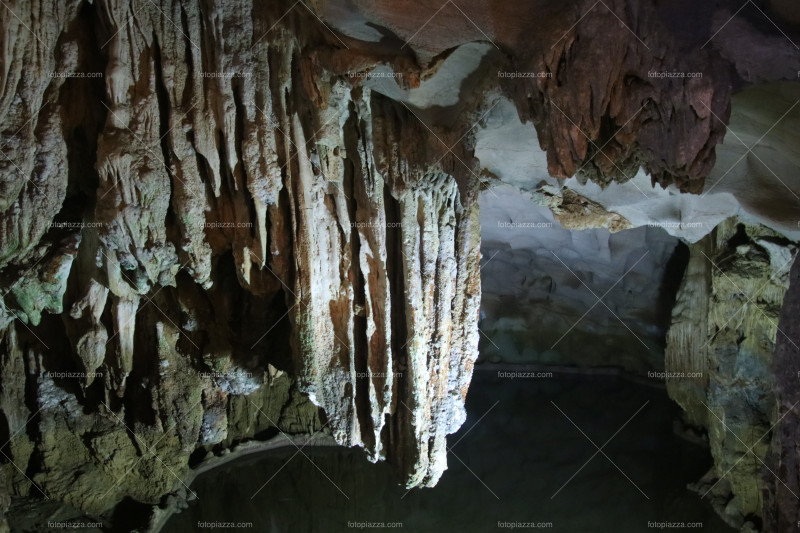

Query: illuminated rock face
665,220,796,527
321,0,800,193
0,0,799,530
0,0,481,523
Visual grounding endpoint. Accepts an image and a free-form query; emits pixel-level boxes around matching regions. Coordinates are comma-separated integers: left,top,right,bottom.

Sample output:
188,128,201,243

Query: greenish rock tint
0,0,482,527
665,218,796,528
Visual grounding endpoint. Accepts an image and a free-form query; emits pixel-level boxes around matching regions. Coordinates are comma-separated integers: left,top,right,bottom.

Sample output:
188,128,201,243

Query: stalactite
0,0,481,521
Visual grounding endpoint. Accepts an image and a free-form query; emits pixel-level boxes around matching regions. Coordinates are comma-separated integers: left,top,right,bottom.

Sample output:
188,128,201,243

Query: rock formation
666,220,796,528
764,246,800,532
0,0,483,527
479,182,683,371
0,0,798,531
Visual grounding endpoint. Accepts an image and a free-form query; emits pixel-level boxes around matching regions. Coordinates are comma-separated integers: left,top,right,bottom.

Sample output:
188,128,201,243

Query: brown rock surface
0,0,482,523
0,0,798,528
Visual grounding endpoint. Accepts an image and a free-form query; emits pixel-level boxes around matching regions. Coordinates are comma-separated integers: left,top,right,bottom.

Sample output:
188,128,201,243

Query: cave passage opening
477,184,690,374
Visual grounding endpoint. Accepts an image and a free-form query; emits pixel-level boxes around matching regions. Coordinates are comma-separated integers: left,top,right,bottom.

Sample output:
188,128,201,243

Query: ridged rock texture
0,0,482,525
0,0,799,530
665,219,796,528
323,0,800,194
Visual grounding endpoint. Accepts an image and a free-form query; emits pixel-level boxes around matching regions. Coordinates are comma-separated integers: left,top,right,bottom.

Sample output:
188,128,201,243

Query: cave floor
165,370,735,533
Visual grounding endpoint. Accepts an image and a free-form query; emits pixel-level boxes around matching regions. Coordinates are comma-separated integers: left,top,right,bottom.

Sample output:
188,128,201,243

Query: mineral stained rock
665,219,796,528
0,0,481,523
0,0,798,529
322,0,799,193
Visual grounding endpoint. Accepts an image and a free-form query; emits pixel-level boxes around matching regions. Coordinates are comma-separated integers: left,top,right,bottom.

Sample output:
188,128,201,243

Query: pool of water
165,370,735,532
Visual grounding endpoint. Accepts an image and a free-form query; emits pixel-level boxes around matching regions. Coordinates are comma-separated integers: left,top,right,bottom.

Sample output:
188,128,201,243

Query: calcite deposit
0,0,482,527
0,0,798,531
666,220,796,527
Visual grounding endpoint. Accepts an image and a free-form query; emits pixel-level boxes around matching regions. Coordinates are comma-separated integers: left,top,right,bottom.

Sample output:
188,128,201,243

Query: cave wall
665,219,796,528
764,238,800,532
0,0,483,524
0,0,799,529
479,183,682,371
